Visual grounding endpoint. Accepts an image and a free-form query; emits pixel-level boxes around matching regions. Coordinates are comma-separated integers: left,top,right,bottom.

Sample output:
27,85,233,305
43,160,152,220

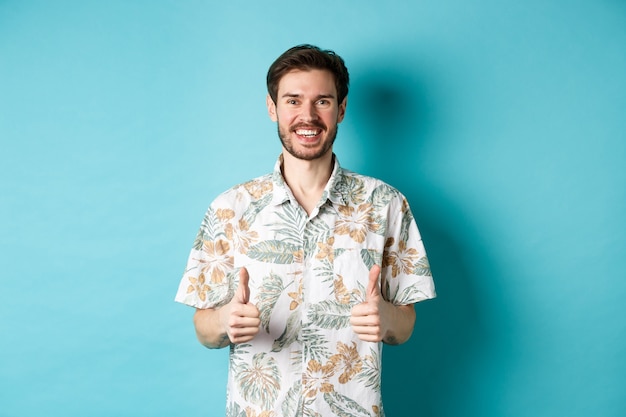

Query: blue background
1,1,624,416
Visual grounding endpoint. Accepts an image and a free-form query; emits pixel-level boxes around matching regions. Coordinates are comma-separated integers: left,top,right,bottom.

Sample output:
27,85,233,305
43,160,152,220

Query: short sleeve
174,201,237,309
381,193,436,305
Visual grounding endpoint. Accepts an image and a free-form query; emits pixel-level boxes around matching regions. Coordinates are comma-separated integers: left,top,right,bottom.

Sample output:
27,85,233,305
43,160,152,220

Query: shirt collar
270,155,291,206
270,154,349,207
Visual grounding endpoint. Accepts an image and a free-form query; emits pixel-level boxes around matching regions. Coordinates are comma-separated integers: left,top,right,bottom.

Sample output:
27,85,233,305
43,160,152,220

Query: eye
287,99,298,105
317,99,330,106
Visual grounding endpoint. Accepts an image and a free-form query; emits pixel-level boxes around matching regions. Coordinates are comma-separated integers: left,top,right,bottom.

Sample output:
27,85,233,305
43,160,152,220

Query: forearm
193,308,230,349
383,303,416,345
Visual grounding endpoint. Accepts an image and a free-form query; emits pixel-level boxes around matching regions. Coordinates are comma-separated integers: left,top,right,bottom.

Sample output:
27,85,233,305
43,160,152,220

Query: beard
277,119,338,161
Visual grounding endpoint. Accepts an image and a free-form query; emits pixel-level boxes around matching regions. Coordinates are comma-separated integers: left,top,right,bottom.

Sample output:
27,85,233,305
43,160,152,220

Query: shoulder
338,168,407,204
211,172,275,207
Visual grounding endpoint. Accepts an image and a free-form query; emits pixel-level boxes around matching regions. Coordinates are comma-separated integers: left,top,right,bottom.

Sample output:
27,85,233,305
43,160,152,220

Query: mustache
290,121,326,131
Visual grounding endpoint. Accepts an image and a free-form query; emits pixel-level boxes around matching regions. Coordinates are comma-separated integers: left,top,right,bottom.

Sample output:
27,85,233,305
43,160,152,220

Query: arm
193,308,231,348
379,302,415,345
350,265,416,345
193,267,260,349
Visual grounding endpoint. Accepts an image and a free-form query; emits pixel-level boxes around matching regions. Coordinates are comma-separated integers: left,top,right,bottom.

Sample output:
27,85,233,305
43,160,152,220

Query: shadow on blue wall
352,67,490,416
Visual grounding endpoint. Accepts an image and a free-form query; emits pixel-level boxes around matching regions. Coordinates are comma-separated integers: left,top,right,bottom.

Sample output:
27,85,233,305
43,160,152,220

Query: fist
220,267,261,344
350,265,391,342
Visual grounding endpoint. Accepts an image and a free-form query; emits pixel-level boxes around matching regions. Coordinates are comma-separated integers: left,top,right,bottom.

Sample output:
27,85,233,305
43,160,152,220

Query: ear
337,97,347,123
266,94,278,122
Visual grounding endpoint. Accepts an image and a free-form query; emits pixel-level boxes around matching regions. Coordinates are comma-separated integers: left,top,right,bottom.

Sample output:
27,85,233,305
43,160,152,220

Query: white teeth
296,129,319,137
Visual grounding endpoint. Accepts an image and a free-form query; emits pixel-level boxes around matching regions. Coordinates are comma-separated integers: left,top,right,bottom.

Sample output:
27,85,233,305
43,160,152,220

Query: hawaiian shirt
175,155,436,417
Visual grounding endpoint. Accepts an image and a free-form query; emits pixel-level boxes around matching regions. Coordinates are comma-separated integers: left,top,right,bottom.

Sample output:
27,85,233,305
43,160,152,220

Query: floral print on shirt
175,156,436,417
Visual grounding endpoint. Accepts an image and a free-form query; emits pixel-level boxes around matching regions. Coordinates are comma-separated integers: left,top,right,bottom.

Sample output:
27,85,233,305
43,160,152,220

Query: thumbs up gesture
219,267,261,344
350,265,392,343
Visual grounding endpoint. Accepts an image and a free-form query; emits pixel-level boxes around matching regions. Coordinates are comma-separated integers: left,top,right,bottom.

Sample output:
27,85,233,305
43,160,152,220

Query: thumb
235,267,250,304
366,264,382,301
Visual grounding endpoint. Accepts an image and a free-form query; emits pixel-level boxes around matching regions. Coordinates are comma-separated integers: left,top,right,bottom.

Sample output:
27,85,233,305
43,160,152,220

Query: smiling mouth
294,128,322,138
292,122,325,138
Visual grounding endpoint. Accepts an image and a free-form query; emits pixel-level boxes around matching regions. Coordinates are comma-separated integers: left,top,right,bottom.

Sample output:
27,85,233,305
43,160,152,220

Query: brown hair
266,44,350,104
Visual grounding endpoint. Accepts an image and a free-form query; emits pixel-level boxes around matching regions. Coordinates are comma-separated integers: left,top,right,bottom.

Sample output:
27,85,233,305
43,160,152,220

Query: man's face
267,69,347,161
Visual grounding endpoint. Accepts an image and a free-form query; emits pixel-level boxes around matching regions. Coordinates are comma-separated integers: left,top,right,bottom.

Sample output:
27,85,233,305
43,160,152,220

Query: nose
300,102,319,122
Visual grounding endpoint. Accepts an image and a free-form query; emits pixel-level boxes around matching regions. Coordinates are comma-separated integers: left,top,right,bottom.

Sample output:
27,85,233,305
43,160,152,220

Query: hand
219,267,261,344
350,265,392,343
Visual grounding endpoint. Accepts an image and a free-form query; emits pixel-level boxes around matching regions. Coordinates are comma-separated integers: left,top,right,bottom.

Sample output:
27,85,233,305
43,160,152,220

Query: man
175,44,436,417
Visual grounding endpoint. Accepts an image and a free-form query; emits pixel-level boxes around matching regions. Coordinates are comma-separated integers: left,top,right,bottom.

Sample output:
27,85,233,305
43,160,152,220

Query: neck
281,150,334,214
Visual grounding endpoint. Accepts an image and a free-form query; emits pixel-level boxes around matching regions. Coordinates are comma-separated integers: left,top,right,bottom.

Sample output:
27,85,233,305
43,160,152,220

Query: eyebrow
281,93,336,100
